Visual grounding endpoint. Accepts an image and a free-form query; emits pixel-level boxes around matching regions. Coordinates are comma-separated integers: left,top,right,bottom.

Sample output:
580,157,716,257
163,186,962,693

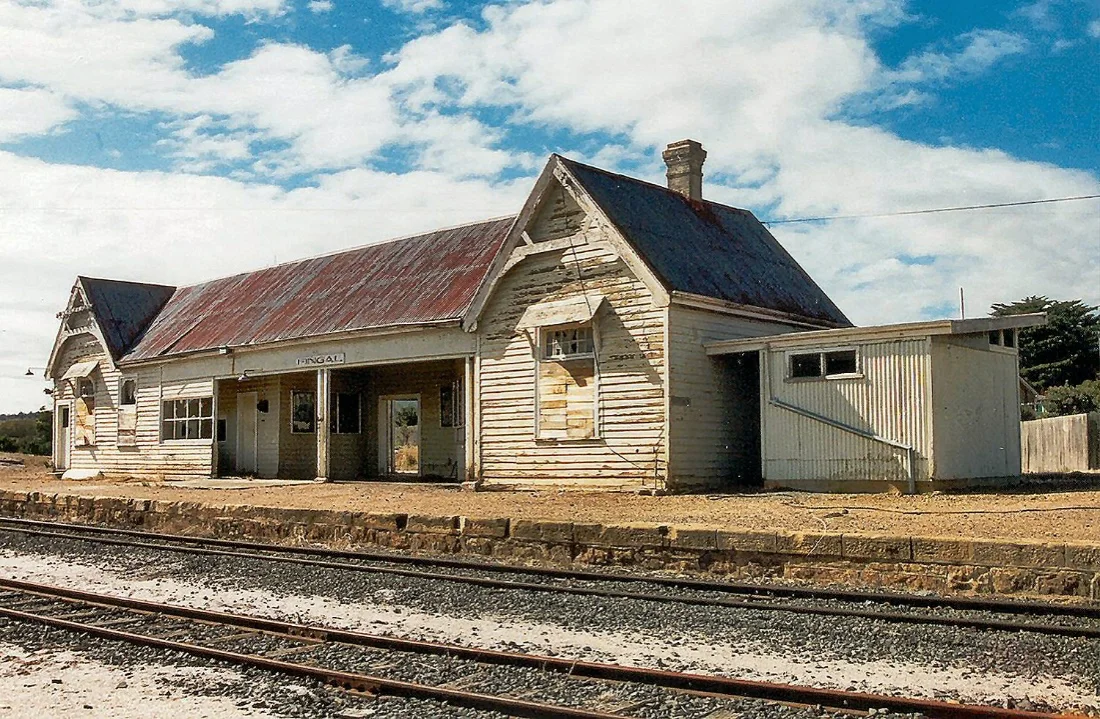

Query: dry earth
2,454,1098,543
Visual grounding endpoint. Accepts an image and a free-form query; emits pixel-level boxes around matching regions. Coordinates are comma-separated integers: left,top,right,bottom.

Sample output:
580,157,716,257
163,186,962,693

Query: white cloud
307,0,333,13
0,0,1097,411
890,29,1029,84
0,87,76,141
383,0,444,14
1088,19,1100,38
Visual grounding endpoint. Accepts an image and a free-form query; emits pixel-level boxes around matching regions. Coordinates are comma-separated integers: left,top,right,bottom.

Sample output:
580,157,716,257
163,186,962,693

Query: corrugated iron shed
124,217,514,362
559,157,851,327
79,277,176,360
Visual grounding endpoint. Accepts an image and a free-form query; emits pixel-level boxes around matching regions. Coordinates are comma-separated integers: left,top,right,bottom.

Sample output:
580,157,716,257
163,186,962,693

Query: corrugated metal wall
763,338,932,487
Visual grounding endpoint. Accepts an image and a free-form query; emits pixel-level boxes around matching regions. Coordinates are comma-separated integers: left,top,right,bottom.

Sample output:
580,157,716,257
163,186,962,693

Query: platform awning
61,360,100,381
515,293,605,330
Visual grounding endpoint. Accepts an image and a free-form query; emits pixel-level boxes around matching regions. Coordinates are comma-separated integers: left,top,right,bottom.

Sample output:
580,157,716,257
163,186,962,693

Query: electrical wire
761,194,1100,225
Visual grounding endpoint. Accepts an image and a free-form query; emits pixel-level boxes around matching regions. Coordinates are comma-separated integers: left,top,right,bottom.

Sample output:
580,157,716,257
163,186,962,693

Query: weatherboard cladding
79,277,175,360
559,157,851,326
123,217,514,361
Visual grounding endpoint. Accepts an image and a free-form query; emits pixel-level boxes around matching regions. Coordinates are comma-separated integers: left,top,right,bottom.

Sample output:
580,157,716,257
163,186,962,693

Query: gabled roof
79,277,176,360
123,217,513,362
558,157,851,327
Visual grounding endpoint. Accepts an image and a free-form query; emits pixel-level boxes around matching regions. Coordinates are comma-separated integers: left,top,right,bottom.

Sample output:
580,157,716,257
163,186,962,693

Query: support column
462,355,478,488
315,368,331,483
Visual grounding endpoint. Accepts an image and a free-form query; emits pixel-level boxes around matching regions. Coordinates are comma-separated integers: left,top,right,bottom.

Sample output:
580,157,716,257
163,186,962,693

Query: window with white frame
788,348,859,380
162,397,214,440
290,391,315,434
542,325,594,360
537,322,597,440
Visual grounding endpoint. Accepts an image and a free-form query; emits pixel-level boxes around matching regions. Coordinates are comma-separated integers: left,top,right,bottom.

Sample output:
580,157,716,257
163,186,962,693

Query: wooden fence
1021,412,1100,474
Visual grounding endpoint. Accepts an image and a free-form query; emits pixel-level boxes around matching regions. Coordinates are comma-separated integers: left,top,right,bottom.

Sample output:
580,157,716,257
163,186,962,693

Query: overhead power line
761,194,1100,226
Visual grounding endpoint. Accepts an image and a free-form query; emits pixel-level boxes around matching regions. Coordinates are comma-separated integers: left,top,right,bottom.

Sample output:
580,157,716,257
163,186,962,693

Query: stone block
510,519,573,544
775,531,842,557
841,534,912,561
1064,543,1100,571
573,522,668,549
971,539,1065,569
668,526,718,550
358,513,405,531
911,536,971,564
461,516,510,538
405,514,460,534
988,567,1033,593
716,529,778,553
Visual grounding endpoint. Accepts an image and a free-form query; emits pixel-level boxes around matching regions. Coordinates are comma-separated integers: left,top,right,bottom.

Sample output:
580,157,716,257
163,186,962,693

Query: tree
991,296,1100,390
1042,380,1100,417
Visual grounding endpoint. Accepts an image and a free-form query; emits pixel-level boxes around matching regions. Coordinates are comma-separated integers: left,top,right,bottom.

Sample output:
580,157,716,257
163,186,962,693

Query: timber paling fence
1021,412,1100,474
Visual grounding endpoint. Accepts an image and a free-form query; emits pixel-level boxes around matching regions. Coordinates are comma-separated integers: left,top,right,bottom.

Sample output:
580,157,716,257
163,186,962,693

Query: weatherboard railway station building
46,141,1042,493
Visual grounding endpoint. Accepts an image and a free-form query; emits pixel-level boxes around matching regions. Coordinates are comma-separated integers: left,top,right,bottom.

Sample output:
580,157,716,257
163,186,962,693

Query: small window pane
989,330,1001,345
186,419,200,439
121,380,136,406
790,353,822,379
825,350,857,376
1002,329,1015,348
162,421,175,440
291,391,315,434
200,419,213,439
175,399,188,417
162,401,174,419
199,397,213,417
187,399,200,417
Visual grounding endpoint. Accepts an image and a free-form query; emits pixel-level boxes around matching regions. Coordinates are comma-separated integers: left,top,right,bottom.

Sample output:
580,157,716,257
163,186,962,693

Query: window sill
785,373,864,383
160,439,214,444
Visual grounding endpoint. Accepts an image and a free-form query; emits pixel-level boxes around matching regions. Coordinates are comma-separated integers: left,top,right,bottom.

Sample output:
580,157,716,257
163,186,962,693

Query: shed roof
79,277,176,360
705,313,1048,355
123,217,514,362
558,157,851,327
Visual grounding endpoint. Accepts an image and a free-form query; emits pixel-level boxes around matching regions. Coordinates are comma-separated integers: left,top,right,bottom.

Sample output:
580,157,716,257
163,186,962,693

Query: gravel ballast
0,529,1096,715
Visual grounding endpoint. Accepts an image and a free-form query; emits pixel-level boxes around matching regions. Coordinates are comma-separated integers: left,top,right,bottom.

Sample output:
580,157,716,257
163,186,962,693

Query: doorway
55,402,71,471
379,396,420,476
236,391,258,474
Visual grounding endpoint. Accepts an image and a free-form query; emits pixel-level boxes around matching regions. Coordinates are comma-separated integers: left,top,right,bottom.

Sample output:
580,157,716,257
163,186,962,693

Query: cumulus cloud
383,0,444,14
308,0,334,12
0,87,76,141
0,0,1097,411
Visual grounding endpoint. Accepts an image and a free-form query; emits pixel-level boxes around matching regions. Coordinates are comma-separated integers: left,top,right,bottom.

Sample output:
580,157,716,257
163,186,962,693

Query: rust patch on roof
124,217,514,362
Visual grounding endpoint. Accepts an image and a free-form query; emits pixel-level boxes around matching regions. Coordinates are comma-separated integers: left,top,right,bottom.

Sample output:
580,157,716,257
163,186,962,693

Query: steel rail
1,518,1097,638
3,515,1094,617
0,578,1081,719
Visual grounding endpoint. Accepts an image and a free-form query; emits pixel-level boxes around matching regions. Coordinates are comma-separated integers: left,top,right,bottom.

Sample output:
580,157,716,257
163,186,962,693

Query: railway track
0,577,1081,719
0,516,1097,640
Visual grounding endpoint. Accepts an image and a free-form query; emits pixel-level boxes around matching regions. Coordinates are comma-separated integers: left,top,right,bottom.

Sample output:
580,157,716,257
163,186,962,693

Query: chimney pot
662,139,706,201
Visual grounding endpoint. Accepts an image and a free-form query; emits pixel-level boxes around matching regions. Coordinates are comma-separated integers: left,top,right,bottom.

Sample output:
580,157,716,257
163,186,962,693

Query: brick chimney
662,139,706,201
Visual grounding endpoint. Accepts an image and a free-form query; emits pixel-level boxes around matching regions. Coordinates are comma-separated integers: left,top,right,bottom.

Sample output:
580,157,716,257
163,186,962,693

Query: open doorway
54,402,71,471
379,396,420,477
725,350,762,486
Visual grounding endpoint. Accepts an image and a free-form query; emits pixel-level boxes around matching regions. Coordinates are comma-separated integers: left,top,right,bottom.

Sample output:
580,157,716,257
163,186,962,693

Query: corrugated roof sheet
80,277,176,360
559,157,851,326
123,217,514,362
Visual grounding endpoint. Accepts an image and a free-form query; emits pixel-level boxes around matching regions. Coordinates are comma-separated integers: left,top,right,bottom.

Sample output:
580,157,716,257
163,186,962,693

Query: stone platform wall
1,490,1097,599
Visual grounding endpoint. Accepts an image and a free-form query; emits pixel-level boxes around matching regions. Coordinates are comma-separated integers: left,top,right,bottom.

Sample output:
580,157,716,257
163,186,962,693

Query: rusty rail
0,578,1085,719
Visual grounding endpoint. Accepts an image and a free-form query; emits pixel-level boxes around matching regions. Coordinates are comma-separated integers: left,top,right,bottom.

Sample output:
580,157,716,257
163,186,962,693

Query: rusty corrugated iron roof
79,277,176,360
123,217,514,362
559,157,851,327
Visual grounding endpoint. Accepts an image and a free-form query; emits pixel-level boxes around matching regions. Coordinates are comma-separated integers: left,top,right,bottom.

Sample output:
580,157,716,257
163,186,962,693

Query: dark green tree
991,296,1100,390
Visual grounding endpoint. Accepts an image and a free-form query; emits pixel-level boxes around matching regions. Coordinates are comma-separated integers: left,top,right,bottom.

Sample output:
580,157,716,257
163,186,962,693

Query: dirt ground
2,454,1098,543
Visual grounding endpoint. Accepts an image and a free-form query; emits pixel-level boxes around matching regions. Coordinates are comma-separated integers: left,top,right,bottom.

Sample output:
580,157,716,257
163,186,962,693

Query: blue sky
0,0,1098,412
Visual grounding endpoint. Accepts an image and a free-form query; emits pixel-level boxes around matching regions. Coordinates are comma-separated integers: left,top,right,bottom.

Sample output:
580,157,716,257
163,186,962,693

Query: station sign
295,352,346,367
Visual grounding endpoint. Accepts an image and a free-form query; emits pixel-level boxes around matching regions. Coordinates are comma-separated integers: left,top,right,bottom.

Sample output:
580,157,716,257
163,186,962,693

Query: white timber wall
477,191,667,490
762,338,932,491
666,305,799,488
54,333,215,478
930,335,1022,480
